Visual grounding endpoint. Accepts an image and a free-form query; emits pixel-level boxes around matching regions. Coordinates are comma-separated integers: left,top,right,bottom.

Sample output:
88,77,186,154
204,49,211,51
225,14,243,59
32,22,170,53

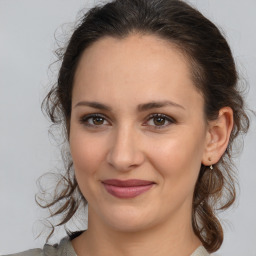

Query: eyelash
79,113,176,130
145,113,176,129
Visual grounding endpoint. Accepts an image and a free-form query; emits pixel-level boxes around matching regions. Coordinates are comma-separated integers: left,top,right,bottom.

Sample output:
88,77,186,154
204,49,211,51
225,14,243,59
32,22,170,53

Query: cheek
69,131,109,203
69,130,106,180
148,134,204,209
148,129,205,183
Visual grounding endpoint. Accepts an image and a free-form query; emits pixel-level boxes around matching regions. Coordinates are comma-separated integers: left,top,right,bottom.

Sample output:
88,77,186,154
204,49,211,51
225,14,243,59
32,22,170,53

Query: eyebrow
75,101,112,111
74,100,185,111
137,101,185,111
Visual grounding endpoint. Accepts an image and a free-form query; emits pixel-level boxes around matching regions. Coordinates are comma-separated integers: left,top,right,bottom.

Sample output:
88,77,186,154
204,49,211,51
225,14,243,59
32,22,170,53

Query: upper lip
102,179,155,187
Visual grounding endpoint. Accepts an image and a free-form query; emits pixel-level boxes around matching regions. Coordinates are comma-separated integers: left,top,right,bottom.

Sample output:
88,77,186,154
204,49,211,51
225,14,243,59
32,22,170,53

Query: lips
102,179,155,199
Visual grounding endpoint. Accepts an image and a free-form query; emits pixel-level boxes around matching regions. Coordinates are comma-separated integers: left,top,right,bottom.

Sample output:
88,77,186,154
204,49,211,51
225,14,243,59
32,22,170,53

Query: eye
79,114,110,127
145,114,176,129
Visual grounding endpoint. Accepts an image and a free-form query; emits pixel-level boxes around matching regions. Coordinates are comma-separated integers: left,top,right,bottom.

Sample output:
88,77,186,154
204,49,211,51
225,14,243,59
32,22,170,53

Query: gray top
3,237,210,256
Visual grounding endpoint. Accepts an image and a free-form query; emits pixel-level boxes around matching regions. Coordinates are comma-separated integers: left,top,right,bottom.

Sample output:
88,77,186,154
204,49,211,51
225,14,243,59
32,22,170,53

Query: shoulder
191,246,211,256
2,237,77,256
1,249,43,256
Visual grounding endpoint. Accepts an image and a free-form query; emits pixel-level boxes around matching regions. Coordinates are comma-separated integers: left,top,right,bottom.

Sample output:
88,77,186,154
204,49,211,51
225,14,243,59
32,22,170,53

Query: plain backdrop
0,0,255,255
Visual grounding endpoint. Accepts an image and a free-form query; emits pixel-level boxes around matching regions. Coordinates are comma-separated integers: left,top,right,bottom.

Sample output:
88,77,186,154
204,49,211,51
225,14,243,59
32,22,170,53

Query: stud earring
208,157,213,170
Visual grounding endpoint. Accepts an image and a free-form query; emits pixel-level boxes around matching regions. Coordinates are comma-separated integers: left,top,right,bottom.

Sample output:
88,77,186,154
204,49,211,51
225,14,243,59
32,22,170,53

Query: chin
97,204,156,232
106,218,153,233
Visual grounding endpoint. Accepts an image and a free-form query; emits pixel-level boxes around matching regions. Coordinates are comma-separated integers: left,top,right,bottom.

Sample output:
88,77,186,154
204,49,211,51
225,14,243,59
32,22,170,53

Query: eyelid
79,113,111,127
144,113,176,129
79,113,176,129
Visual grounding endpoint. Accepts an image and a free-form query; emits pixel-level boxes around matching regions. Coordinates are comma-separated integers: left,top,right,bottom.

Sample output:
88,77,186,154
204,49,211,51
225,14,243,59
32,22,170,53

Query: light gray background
0,0,255,255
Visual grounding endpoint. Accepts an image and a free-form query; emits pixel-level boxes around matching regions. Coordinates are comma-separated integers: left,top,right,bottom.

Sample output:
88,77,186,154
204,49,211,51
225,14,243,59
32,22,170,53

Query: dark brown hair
39,0,250,252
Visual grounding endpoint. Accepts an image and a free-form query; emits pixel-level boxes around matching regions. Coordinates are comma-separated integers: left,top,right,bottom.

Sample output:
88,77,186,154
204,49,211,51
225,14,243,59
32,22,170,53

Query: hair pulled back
40,0,250,252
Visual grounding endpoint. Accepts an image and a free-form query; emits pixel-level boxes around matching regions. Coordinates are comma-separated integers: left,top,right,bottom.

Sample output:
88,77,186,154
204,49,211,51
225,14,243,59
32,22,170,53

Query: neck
72,207,201,256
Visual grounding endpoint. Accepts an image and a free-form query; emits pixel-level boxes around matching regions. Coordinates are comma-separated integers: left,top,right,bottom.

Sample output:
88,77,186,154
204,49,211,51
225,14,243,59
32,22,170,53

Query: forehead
73,33,203,113
75,33,190,82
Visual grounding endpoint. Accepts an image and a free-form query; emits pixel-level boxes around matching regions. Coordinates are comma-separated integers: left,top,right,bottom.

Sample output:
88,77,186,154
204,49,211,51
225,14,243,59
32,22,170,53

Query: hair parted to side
39,0,250,253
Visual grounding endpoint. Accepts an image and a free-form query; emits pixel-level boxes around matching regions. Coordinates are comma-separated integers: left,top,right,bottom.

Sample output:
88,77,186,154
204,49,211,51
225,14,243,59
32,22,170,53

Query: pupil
154,117,165,126
93,117,104,125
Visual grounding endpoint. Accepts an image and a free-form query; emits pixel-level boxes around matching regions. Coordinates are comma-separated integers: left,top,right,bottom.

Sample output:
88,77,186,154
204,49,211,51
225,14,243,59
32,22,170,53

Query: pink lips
102,179,155,199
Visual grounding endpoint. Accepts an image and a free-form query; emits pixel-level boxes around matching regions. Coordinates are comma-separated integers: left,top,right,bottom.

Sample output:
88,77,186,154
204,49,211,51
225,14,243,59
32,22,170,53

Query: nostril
106,147,144,171
106,130,145,171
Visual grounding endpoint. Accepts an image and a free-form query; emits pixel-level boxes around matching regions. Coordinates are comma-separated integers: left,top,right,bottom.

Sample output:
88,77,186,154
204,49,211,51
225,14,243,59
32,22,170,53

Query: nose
106,125,145,172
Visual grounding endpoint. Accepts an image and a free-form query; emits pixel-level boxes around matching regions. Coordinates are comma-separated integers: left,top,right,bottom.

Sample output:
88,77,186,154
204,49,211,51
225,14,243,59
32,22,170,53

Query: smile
102,179,155,199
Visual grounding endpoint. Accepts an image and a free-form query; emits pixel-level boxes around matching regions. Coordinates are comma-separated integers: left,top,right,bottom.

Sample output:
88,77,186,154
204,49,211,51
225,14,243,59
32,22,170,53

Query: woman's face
70,34,210,232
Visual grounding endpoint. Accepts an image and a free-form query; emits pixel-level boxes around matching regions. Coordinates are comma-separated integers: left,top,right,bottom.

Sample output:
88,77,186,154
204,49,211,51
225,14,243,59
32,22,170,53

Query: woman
4,0,250,255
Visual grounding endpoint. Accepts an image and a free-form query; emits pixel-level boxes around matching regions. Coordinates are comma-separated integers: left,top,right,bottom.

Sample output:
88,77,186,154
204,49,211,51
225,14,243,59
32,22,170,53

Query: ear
202,107,234,166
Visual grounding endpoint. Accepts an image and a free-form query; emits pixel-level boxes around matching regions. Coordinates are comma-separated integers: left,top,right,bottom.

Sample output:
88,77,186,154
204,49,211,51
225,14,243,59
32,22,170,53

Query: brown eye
79,114,110,127
153,116,166,126
93,116,105,125
145,113,176,129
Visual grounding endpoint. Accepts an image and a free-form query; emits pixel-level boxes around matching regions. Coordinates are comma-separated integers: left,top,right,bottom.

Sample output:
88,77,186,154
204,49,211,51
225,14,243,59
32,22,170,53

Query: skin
69,33,233,256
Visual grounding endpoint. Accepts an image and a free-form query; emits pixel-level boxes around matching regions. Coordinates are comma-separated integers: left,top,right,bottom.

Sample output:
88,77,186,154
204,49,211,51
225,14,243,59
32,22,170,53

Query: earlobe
202,107,234,166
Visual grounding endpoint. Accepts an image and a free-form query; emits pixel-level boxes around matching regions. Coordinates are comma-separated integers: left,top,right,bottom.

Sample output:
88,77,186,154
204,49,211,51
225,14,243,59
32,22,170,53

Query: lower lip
103,183,154,199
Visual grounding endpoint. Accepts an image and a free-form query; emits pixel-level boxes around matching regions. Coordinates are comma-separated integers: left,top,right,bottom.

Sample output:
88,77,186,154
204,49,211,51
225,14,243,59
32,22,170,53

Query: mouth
101,179,155,199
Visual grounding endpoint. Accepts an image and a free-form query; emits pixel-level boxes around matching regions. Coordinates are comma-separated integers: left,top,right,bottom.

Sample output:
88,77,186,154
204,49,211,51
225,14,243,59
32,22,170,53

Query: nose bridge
107,123,144,171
